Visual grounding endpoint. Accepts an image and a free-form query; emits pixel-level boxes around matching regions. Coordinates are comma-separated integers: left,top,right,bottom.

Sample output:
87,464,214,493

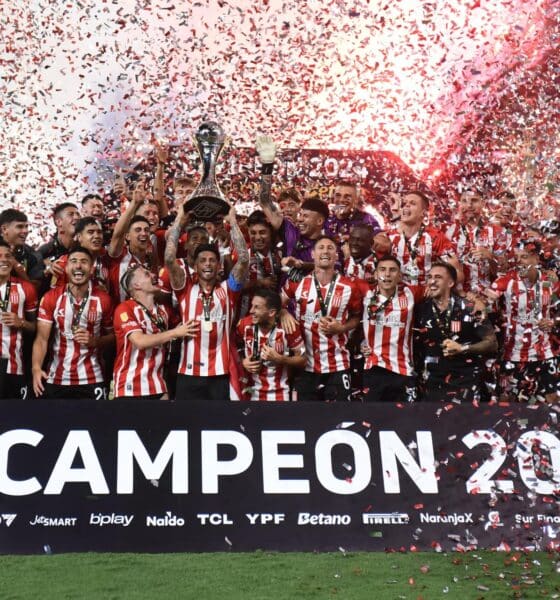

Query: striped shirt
38,283,113,385
113,299,171,398
0,277,38,375
283,273,362,373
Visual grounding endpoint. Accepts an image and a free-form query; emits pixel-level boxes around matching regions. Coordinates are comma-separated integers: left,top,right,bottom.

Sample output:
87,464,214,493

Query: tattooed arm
256,135,283,230
225,207,249,285
164,209,188,290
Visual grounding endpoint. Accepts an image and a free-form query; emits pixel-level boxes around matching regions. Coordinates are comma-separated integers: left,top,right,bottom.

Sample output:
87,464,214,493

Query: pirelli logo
362,513,410,525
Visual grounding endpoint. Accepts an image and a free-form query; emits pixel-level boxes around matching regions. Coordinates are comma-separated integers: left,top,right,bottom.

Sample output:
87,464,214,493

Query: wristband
261,163,274,175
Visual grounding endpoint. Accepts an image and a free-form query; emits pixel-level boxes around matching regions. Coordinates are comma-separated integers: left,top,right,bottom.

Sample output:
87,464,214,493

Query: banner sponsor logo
146,512,185,527
515,514,560,525
362,513,410,525
419,512,473,525
89,513,134,527
29,515,77,527
484,510,504,530
297,512,351,525
0,514,16,527
0,402,557,552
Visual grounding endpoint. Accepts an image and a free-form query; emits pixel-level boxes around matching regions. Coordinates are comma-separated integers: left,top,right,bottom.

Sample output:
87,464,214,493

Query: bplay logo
89,513,134,527
0,514,17,527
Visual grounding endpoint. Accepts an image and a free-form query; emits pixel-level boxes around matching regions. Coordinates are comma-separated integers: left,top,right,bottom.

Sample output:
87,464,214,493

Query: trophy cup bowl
183,122,231,221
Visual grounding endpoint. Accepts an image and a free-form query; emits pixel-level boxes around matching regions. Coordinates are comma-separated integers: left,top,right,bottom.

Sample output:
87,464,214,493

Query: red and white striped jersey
247,248,280,283
343,254,377,283
387,225,455,287
175,279,240,377
490,272,559,362
239,248,281,317
0,277,38,375
107,248,157,304
158,260,196,296
445,221,509,292
113,299,171,398
38,283,113,385
237,316,304,401
362,284,421,376
283,273,362,374
50,253,111,294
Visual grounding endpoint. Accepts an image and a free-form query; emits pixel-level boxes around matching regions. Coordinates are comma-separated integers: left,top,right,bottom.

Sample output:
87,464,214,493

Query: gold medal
202,320,213,332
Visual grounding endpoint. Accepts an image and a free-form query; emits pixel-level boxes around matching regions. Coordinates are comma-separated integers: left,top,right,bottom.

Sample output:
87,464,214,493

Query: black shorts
0,359,28,400
421,367,485,403
44,383,107,401
175,374,229,401
114,394,165,402
499,357,560,401
363,366,416,403
294,370,352,402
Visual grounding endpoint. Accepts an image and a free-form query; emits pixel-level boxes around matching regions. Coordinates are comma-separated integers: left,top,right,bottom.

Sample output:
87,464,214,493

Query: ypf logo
0,514,17,527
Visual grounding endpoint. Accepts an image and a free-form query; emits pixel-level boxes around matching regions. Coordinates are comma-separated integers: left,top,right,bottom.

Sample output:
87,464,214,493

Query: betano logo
0,513,17,527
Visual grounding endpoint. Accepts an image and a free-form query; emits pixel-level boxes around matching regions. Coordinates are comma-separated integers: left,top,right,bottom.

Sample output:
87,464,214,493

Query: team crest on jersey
10,292,19,304
398,296,408,309
120,312,128,322
451,320,461,332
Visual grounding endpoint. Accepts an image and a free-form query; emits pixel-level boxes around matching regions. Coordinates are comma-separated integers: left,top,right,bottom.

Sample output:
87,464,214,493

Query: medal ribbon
200,285,215,324
404,223,425,263
252,323,277,360
134,300,167,332
367,287,396,319
431,296,455,339
0,280,11,312
67,285,90,331
313,273,338,317
530,274,542,320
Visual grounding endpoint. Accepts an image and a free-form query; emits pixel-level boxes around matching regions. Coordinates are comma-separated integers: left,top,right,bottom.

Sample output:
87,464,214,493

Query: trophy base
183,196,230,221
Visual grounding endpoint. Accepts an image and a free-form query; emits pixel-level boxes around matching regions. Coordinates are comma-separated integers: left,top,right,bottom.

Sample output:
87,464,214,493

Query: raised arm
164,209,189,290
256,135,283,231
225,207,249,285
153,144,170,220
108,177,147,258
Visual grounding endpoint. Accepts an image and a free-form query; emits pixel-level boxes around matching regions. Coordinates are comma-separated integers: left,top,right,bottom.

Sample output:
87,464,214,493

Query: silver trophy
184,122,230,220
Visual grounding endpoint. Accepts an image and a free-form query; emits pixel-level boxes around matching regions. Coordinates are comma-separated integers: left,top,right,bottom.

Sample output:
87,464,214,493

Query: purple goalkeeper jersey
325,210,381,241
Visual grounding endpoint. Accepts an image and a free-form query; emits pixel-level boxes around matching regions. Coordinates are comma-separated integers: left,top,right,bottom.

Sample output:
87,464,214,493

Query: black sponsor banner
0,400,558,554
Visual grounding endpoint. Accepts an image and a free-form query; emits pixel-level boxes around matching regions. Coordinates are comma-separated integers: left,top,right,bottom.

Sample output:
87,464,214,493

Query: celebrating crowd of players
0,136,558,403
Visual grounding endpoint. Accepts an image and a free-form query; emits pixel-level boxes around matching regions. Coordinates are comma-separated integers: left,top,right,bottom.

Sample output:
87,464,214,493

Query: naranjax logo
420,512,473,525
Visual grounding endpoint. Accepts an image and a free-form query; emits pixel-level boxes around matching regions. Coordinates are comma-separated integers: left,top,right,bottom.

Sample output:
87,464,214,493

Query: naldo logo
0,514,17,527
146,511,185,527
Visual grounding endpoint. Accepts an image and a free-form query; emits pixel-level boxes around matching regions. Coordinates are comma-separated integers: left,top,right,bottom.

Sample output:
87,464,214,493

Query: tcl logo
0,514,17,527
